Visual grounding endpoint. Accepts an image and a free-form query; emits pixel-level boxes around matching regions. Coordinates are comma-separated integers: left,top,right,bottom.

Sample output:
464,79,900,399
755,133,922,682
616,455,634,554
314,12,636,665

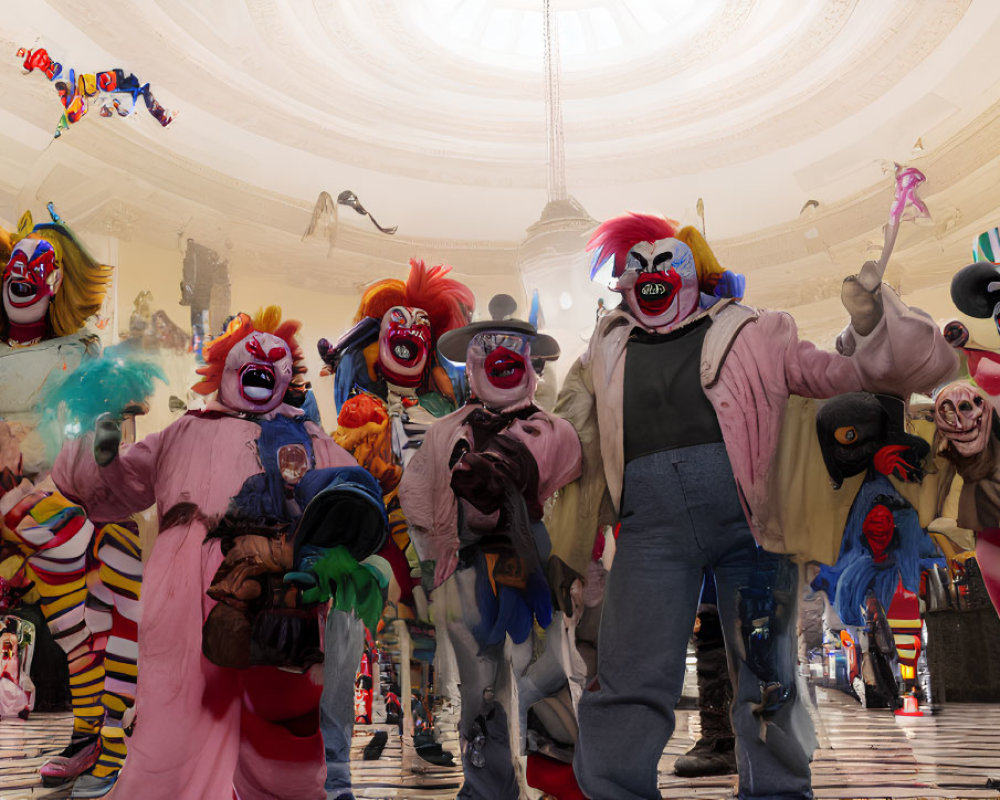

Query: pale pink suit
54,404,357,800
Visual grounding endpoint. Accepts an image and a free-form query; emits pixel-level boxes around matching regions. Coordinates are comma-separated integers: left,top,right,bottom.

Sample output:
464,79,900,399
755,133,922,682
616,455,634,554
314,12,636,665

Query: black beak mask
816,393,928,488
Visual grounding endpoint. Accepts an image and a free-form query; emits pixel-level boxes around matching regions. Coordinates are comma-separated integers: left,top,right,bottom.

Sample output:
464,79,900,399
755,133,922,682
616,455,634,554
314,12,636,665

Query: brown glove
207,534,293,607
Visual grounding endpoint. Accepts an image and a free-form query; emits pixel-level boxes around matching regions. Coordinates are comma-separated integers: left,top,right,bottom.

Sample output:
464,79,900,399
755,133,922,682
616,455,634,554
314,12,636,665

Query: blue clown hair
812,473,943,626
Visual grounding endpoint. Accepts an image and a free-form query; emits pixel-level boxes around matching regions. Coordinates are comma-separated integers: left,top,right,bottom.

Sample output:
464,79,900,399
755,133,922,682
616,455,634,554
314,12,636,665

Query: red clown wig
355,258,474,344
193,306,303,396
587,212,731,294
587,213,679,279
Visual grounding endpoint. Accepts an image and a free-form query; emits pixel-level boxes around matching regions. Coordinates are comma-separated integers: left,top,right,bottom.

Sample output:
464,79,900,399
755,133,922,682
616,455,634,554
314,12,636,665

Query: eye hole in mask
472,332,530,356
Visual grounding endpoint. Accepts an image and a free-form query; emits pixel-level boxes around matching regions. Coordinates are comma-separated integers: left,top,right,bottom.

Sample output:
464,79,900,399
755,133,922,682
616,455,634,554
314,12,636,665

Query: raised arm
52,426,162,523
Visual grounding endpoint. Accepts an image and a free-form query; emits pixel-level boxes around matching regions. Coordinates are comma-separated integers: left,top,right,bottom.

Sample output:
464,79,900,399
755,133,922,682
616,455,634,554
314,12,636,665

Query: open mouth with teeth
635,270,682,317
5,280,40,308
239,362,277,403
484,347,526,389
386,330,426,367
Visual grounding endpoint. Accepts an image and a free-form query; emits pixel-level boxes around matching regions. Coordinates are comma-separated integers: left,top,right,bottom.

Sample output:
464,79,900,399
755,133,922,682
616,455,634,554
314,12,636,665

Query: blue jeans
574,444,815,800
320,609,365,800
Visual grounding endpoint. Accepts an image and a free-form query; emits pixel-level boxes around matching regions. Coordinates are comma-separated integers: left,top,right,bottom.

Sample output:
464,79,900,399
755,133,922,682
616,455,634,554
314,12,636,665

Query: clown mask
378,306,431,388
934,381,993,458
3,239,62,327
218,331,294,414
862,503,895,563
617,237,699,331
467,331,536,412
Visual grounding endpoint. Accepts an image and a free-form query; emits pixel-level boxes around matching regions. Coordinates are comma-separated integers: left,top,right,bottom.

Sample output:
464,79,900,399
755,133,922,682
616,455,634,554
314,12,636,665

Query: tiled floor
1,688,998,799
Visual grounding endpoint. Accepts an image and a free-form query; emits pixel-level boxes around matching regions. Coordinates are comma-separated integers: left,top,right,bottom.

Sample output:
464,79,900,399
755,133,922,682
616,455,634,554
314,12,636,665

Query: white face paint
218,331,295,414
3,239,62,327
618,238,699,331
466,331,536,412
378,306,432,388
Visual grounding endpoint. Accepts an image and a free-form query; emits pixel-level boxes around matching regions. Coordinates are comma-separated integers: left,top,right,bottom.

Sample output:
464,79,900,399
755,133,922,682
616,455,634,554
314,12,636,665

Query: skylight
408,0,723,72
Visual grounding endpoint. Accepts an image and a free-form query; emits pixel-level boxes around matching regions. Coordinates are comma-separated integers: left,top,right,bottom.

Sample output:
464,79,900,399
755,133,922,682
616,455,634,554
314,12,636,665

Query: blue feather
38,344,165,459
528,290,540,329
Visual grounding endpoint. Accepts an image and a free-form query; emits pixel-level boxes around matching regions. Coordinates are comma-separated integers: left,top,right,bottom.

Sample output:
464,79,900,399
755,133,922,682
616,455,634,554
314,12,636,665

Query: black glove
94,413,122,467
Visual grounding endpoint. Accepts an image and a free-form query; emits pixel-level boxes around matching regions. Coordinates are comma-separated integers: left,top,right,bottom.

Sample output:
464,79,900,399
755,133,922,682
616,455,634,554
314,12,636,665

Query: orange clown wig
193,306,303,396
355,258,474,345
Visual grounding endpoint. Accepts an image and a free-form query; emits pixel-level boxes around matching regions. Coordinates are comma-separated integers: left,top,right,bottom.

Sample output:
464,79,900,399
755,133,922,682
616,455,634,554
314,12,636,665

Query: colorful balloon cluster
16,47,176,137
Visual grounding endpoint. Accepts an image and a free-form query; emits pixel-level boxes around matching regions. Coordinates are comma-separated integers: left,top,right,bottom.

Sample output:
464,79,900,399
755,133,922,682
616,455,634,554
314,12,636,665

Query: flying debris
302,191,397,255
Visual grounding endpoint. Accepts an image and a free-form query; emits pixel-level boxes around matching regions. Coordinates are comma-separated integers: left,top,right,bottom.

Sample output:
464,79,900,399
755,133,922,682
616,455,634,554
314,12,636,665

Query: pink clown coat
399,403,582,589
53,401,357,800
553,288,958,568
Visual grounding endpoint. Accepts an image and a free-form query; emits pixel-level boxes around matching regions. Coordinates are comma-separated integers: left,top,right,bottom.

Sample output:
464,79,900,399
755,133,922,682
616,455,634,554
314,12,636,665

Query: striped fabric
2,491,141,780
887,580,921,680
972,226,1000,263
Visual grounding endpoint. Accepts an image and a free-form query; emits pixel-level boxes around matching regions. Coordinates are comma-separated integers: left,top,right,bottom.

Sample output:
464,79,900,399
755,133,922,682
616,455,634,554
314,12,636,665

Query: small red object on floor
894,692,923,717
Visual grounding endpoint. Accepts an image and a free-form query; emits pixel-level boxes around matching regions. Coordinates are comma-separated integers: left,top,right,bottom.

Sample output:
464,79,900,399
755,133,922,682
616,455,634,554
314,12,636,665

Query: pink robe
54,404,357,800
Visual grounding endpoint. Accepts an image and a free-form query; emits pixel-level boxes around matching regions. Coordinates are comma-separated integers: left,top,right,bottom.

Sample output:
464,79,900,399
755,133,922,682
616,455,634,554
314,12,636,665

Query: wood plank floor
1,688,999,799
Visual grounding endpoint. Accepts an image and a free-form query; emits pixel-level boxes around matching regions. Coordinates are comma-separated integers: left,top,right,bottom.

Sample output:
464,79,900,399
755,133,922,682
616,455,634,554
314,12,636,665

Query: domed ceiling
1,0,999,276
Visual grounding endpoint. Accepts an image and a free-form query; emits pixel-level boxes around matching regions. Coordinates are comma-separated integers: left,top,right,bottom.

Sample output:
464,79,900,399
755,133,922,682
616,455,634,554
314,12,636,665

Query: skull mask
618,237,700,331
934,381,993,458
378,306,431,388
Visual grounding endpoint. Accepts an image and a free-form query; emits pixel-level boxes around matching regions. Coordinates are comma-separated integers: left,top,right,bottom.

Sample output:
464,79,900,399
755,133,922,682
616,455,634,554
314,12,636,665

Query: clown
549,212,956,800
941,233,1000,622
0,208,149,799
810,393,944,709
316,258,473,798
933,380,1000,617
51,307,378,800
1,207,110,447
398,307,581,799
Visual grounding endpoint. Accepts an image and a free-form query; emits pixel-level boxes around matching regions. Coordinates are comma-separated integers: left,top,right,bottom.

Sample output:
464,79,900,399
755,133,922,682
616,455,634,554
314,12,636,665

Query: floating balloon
16,47,177,137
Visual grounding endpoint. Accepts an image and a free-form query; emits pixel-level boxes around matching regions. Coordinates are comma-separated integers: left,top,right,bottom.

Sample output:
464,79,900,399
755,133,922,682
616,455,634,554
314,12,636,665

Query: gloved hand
93,413,122,467
841,260,884,336
704,269,746,299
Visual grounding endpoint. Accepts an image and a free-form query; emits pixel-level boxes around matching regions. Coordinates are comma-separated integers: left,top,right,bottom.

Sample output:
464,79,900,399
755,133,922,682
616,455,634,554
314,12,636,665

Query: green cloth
301,545,387,633
418,391,454,419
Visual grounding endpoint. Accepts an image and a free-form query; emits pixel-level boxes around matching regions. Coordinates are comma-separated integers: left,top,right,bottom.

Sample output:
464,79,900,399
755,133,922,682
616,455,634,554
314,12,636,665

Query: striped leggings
3,488,142,779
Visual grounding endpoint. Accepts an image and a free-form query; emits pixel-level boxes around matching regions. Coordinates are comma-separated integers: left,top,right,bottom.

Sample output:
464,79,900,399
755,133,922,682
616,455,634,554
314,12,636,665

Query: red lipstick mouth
484,347,526,389
5,280,41,308
386,330,427,366
239,362,277,404
635,270,681,316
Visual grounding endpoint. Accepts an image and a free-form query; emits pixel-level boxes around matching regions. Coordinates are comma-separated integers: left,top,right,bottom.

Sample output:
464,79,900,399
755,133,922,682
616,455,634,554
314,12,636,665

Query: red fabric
526,753,586,800
862,504,894,562
591,528,605,561
377,537,415,605
977,528,1000,619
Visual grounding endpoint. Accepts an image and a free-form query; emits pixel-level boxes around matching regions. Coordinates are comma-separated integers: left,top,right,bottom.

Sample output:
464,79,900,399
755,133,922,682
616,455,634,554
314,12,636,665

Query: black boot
675,607,737,778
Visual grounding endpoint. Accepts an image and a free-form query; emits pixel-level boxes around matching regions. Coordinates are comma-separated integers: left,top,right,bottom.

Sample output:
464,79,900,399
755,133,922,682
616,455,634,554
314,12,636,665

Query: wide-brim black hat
437,318,560,364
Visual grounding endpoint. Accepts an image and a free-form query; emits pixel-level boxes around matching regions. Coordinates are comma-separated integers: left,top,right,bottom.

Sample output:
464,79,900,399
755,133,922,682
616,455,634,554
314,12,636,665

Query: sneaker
673,736,737,778
40,736,100,787
70,770,118,798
